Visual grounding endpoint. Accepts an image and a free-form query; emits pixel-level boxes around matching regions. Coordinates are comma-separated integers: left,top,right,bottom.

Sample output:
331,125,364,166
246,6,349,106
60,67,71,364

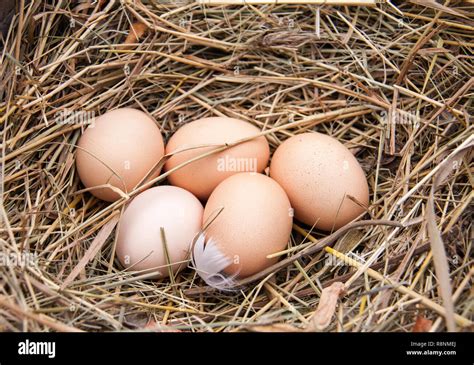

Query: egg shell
203,172,293,277
270,132,369,231
116,186,203,278
165,117,270,200
76,108,164,202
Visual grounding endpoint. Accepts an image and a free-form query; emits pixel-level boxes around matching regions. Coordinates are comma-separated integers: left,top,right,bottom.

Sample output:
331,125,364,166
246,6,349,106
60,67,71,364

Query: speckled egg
270,132,369,231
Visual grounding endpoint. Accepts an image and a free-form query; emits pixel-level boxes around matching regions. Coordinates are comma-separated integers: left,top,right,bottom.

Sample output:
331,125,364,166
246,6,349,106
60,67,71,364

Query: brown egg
116,186,203,278
76,108,164,202
203,173,293,277
165,117,270,200
270,132,369,231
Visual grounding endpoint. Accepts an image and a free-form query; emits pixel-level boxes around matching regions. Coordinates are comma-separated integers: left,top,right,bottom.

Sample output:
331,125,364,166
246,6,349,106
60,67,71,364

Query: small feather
190,232,238,291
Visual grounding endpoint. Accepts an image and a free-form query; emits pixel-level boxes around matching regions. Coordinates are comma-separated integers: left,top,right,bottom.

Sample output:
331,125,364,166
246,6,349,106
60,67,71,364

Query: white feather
190,232,238,291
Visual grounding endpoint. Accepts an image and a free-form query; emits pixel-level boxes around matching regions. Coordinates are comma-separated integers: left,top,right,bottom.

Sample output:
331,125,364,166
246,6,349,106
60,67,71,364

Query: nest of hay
0,0,472,332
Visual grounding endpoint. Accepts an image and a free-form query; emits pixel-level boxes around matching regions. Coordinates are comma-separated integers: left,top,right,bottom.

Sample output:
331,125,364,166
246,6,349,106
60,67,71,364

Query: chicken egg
76,108,164,202
270,132,369,231
202,172,293,277
165,117,270,200
116,186,203,278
